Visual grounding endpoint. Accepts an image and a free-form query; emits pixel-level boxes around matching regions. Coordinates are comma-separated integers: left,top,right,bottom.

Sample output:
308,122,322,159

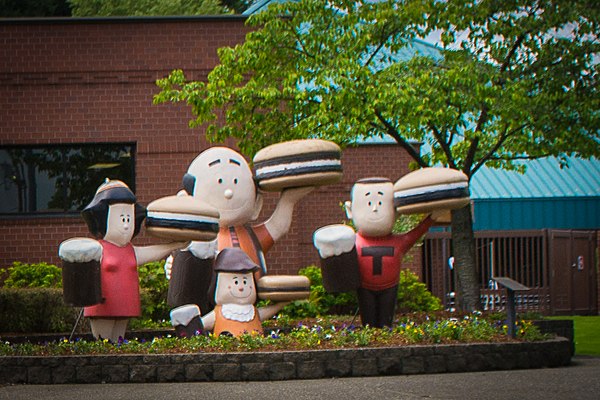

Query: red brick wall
0,17,247,268
0,18,423,279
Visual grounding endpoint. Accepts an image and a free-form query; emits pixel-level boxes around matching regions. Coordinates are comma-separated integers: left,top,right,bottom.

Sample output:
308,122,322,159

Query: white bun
394,168,470,214
256,275,311,301
146,195,220,241
253,139,343,192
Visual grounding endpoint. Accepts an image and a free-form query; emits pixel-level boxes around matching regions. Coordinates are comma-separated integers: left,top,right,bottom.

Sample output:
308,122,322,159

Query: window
0,143,135,215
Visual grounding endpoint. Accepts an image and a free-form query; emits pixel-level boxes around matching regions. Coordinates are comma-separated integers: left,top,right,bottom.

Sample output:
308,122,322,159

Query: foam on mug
186,240,218,260
313,224,356,258
58,238,102,263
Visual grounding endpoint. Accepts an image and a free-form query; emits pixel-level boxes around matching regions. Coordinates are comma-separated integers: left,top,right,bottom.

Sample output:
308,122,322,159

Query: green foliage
131,260,171,328
281,265,358,318
220,0,251,14
397,270,442,313
68,0,227,16
0,0,71,17
281,266,441,318
0,312,549,356
0,260,171,332
1,262,62,289
154,0,599,164
0,288,83,333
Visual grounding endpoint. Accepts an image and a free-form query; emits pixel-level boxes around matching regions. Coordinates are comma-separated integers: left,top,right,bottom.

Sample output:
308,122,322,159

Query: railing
423,230,551,314
480,287,551,313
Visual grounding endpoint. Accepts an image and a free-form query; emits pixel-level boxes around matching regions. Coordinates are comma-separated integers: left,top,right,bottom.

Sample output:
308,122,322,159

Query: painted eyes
120,215,131,223
234,278,248,286
367,201,383,206
218,178,239,184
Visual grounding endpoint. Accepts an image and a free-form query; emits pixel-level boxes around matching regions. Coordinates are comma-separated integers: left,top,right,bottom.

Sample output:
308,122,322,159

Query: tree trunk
450,205,481,311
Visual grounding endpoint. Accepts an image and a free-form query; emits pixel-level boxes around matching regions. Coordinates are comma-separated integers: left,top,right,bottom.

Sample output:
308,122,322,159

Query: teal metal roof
471,157,600,230
471,157,600,199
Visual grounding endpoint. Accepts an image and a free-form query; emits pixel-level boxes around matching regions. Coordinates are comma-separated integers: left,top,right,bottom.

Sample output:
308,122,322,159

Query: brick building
0,17,422,276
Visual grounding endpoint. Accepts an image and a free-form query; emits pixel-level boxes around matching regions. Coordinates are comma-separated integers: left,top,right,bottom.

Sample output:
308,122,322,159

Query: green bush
1,261,62,288
396,269,442,313
280,266,441,319
0,259,171,333
130,260,171,329
0,288,84,333
280,265,358,318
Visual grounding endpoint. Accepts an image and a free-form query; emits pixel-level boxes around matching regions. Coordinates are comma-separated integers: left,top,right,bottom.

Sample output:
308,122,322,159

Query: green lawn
548,316,600,356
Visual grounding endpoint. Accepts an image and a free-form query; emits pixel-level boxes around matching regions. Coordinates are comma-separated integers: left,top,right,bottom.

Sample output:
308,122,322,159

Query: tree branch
372,110,428,167
427,122,457,169
463,137,479,174
471,122,530,175
500,33,527,74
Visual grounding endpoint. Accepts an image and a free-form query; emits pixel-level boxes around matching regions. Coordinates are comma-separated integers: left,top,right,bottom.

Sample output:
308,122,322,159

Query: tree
0,0,71,17
221,0,253,14
154,0,600,311
68,0,227,16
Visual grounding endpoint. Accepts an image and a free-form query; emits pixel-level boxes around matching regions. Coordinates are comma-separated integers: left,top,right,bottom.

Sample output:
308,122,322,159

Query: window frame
0,142,136,218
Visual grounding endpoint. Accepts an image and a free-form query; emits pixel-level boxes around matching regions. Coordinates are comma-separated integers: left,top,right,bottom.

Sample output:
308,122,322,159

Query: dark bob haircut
81,179,146,239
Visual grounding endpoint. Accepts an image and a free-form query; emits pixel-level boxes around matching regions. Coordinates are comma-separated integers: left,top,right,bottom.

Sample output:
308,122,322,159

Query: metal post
491,277,529,338
506,288,516,338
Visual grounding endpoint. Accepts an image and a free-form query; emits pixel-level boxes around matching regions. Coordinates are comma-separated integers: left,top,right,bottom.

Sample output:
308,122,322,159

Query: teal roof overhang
470,157,600,230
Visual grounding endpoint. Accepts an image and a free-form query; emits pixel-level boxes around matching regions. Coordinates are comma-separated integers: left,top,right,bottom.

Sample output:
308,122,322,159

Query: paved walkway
1,356,598,400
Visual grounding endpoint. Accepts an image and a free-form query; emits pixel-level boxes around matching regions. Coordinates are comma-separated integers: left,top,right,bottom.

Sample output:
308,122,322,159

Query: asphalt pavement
1,356,598,400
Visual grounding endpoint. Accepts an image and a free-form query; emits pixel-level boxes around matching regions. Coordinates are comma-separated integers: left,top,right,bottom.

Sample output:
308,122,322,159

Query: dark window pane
0,143,135,215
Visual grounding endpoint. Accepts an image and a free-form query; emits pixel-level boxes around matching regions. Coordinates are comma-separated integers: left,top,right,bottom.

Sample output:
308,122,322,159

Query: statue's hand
164,255,174,280
430,209,451,224
279,186,315,204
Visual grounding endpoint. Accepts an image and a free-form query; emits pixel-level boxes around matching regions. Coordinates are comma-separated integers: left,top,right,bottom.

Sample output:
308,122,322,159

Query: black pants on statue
357,285,398,328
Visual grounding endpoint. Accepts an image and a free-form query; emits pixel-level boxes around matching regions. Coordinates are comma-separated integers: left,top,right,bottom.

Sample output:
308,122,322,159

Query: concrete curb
0,338,572,384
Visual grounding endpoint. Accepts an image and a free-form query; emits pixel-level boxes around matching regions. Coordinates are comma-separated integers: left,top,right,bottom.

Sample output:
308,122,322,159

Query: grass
547,316,600,356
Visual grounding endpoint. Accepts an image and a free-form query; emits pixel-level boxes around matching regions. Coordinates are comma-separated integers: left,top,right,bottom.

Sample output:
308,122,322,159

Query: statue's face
214,271,257,305
187,147,258,227
350,181,395,237
104,203,135,246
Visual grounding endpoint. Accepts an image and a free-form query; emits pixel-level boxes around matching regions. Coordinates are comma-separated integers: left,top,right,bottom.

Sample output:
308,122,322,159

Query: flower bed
0,313,572,384
0,312,548,356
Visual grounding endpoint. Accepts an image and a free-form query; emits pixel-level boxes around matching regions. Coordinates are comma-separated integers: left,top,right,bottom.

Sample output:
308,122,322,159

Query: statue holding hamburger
165,140,342,333
314,169,469,328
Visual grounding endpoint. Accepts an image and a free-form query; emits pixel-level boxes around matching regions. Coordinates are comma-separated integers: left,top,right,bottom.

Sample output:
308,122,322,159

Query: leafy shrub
130,260,171,329
0,288,84,333
0,259,171,332
280,265,358,319
1,262,62,288
281,266,442,319
396,270,442,313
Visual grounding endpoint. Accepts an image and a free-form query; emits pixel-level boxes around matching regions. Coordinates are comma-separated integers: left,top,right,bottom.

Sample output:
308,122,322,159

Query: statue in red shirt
59,180,187,342
315,177,441,328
